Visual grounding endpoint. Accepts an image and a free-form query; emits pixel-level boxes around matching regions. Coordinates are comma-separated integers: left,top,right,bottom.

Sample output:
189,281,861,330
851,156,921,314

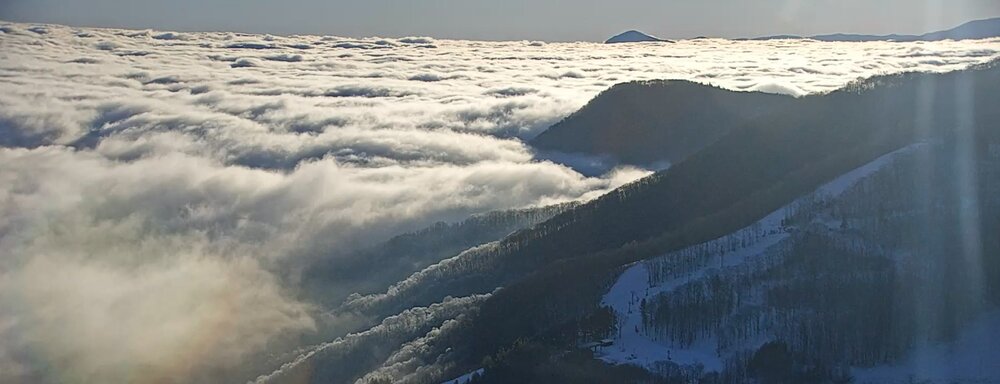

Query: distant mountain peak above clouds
605,30,672,44
752,16,1000,42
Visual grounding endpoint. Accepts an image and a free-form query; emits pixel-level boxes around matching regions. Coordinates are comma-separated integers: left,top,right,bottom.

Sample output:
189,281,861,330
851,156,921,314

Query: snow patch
440,368,484,384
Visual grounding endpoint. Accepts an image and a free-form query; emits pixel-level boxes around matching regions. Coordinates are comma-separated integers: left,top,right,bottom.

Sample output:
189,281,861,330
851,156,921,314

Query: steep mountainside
530,81,795,165
456,62,999,381
598,142,1000,382
261,60,1000,384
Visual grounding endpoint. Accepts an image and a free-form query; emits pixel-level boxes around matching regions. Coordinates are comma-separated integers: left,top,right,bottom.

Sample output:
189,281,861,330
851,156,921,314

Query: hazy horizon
2,0,999,41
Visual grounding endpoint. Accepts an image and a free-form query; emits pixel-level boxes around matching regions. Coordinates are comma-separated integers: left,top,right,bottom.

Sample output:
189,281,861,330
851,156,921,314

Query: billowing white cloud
0,146,640,382
0,251,314,384
0,20,998,383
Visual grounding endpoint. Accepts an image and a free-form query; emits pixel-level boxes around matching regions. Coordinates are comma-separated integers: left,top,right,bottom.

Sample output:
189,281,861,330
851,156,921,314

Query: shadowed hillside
271,60,1000,384
530,81,796,166
452,60,1000,384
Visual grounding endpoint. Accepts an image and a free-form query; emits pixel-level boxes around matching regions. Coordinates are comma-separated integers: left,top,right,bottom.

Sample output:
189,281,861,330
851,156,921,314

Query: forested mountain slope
595,142,1000,382
530,81,795,165
264,60,1000,384
448,62,1000,383
353,60,1000,320
454,61,1000,383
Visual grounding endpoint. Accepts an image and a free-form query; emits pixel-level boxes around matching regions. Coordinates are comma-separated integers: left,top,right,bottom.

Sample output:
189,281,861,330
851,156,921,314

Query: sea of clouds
1,20,998,383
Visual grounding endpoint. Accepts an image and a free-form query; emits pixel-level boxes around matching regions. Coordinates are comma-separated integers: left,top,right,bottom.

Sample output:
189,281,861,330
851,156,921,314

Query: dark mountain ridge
530,80,796,166
287,60,1000,384
353,59,1000,324
455,59,1000,383
752,16,1000,41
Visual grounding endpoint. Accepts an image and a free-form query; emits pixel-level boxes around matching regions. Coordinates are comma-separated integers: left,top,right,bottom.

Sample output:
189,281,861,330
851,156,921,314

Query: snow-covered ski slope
598,144,921,372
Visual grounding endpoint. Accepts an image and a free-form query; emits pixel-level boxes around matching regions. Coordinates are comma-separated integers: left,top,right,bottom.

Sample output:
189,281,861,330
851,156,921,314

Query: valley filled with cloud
1,21,998,383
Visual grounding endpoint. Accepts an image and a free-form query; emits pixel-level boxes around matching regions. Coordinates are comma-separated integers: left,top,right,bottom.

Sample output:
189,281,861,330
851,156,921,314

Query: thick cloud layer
1,20,999,383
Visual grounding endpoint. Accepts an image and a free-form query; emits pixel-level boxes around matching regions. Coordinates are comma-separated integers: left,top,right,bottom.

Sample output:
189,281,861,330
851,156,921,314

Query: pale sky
2,0,999,41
